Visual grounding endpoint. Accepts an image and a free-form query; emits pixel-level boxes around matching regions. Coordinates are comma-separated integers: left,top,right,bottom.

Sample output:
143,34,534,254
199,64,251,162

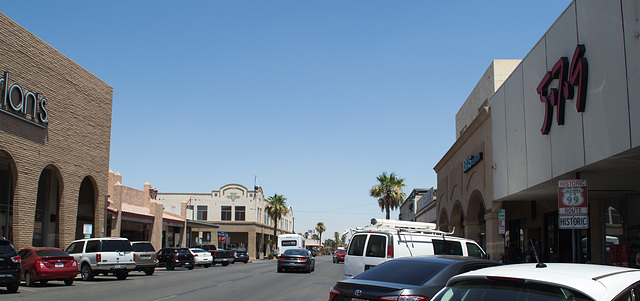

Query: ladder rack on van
368,218,455,236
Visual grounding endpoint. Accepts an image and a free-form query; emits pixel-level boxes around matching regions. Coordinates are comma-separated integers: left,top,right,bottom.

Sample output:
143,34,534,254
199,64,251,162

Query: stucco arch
0,150,17,241
450,200,465,237
466,189,487,244
438,208,449,232
76,175,98,239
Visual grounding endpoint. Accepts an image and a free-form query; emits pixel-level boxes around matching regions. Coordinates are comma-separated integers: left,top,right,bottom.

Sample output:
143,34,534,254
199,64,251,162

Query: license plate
114,265,123,269
351,298,367,301
55,263,64,268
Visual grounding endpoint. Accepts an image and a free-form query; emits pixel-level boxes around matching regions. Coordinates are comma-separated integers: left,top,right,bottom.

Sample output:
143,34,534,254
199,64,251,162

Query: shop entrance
33,165,61,247
76,177,96,239
0,152,14,241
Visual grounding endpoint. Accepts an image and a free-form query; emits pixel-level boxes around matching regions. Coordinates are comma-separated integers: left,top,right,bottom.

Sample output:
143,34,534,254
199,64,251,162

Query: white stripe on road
217,281,232,286
152,295,177,301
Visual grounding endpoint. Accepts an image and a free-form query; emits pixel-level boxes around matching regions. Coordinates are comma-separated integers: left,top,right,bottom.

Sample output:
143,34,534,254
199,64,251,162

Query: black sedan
277,249,315,273
231,249,249,264
157,247,195,270
329,255,499,301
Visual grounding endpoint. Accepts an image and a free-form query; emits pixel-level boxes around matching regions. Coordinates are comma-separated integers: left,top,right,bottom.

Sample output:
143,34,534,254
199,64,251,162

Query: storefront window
602,195,640,267
0,154,13,242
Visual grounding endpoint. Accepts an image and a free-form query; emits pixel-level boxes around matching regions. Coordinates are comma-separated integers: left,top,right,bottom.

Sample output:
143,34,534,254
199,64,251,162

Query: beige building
0,13,112,250
157,184,294,259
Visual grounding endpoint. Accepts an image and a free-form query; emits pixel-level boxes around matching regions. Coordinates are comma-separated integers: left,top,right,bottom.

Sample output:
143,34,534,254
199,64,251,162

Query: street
4,255,340,301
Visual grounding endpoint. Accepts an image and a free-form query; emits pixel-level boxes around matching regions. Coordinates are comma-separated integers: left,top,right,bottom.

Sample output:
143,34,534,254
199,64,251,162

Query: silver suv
65,237,135,280
131,241,157,275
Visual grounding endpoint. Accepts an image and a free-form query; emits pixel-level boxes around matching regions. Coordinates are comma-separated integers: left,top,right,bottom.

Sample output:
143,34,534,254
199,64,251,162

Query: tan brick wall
0,13,113,250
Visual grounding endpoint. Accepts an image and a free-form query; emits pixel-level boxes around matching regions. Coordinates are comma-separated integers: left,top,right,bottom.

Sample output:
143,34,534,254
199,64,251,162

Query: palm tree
265,193,289,254
370,172,406,219
333,232,341,247
302,232,309,239
315,222,326,248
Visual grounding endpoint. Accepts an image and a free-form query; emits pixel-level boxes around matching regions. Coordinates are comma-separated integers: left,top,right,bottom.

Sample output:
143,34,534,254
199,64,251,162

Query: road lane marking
152,295,177,301
217,281,232,286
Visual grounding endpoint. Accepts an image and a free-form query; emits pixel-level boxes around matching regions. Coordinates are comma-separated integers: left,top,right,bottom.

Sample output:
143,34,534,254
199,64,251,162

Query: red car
332,249,346,263
18,247,77,286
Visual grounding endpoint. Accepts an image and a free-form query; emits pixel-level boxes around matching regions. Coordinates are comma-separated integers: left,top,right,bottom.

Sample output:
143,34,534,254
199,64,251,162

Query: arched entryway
438,209,449,232
0,151,16,241
450,201,465,238
76,176,96,240
467,190,487,248
33,165,62,247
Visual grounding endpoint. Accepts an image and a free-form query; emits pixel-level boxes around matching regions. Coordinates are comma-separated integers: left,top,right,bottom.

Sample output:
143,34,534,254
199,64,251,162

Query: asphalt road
3,255,342,301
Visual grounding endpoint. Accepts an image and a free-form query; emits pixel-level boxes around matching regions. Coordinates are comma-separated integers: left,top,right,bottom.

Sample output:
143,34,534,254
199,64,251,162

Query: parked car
231,249,249,264
64,237,135,281
332,249,346,263
18,247,77,286
0,238,21,293
157,247,195,270
329,255,499,301
131,241,158,275
344,218,487,279
430,263,640,301
189,248,213,268
277,249,315,273
195,244,233,266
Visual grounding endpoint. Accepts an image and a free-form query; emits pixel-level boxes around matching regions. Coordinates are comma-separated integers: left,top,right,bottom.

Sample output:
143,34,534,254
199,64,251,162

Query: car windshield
354,260,446,286
132,243,155,252
102,240,134,252
432,279,593,301
35,249,68,257
283,249,307,256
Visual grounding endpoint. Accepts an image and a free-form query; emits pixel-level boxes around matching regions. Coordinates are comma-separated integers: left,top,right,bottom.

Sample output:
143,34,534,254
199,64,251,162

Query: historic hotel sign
536,45,588,135
0,72,49,128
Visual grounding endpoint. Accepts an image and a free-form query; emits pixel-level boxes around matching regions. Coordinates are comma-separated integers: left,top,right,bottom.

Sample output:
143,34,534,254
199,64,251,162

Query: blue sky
3,1,570,240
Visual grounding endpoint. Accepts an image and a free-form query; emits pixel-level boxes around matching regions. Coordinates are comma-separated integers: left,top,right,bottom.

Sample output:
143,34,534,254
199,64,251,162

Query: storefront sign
536,45,588,135
463,152,483,173
558,215,588,229
558,179,588,215
498,209,505,235
610,244,631,267
0,72,49,128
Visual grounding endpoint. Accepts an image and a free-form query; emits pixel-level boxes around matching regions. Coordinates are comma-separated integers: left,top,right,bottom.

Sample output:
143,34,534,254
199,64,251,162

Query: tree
302,232,309,239
315,222,326,248
370,172,406,219
333,232,341,247
265,193,289,254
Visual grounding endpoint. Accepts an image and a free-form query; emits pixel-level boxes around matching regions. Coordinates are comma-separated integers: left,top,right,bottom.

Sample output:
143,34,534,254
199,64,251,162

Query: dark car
231,249,249,264
329,255,500,301
18,247,77,286
332,249,346,263
157,247,195,270
277,249,315,273
131,241,158,275
0,238,20,293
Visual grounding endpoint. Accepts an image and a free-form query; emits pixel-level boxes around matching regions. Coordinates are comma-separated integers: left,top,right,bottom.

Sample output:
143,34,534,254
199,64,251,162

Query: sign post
498,209,505,235
83,224,92,239
558,179,588,263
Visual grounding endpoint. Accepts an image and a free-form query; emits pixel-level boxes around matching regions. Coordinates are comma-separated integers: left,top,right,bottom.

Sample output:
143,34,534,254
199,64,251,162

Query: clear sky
3,1,571,241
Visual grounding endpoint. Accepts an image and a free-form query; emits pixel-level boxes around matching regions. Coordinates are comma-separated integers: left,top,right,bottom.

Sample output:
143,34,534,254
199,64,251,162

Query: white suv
65,237,135,280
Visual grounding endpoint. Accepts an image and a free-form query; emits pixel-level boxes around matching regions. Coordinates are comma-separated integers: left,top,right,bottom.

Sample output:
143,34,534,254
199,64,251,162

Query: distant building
399,188,432,222
415,188,437,224
157,184,294,260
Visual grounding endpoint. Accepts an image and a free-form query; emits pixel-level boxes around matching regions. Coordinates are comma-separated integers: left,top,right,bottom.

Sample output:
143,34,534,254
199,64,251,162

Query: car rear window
433,279,593,301
0,241,15,254
35,249,68,257
132,243,155,252
348,235,367,256
355,260,446,286
191,249,206,253
102,240,133,252
281,240,297,246
283,249,307,256
176,248,191,254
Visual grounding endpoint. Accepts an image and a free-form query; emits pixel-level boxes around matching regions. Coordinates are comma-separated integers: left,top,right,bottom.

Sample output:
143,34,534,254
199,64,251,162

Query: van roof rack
368,218,454,235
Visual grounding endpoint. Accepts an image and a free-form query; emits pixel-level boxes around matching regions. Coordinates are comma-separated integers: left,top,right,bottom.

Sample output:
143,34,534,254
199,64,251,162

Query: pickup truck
195,244,234,266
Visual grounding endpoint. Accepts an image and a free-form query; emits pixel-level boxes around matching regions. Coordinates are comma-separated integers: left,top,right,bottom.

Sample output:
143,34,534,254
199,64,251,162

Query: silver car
131,241,158,275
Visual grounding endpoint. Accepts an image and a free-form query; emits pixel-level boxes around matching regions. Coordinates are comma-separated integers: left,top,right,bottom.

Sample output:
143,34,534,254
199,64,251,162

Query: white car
431,263,640,301
65,237,135,280
189,248,213,268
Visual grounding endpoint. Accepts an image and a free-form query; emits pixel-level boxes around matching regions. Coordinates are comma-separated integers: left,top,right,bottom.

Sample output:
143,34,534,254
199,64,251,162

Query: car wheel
6,282,19,293
231,261,235,264
222,262,229,266
64,279,74,286
116,271,128,280
81,264,95,281
144,268,155,276
24,272,35,287
40,280,48,285
277,267,283,273
204,264,211,268
187,266,194,270
166,261,175,270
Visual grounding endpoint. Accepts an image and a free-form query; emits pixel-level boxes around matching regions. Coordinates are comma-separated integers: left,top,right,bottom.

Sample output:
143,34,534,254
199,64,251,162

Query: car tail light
10,255,20,264
278,257,285,261
299,258,307,262
387,245,394,258
329,286,341,300
378,296,428,301
36,260,45,268
134,253,137,261
96,253,101,262
193,253,198,257
72,260,77,267
174,254,178,260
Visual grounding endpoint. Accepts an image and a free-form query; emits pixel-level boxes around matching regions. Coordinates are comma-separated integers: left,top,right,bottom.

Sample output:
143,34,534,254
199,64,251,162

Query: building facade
0,13,112,250
437,0,640,266
157,184,294,260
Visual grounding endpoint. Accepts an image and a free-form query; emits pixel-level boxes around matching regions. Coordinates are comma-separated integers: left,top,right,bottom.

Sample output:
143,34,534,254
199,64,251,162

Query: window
433,240,463,256
235,206,245,221
466,242,486,258
221,206,231,221
86,240,100,253
65,241,84,254
102,240,133,252
365,235,386,258
356,260,445,285
348,234,367,256
282,240,297,247
197,205,208,220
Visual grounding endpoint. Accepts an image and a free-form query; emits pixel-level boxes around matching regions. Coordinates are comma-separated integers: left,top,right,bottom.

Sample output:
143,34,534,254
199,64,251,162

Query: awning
186,219,220,229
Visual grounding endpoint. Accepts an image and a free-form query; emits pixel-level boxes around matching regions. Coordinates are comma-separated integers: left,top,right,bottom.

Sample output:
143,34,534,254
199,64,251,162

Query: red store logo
536,45,588,135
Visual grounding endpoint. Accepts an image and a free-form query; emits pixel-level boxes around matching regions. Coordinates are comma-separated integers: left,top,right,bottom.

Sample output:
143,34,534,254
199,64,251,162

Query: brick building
0,13,112,250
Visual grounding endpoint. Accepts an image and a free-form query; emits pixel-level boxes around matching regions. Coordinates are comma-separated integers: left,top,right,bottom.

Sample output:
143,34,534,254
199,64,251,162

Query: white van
343,218,487,279
276,234,305,257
